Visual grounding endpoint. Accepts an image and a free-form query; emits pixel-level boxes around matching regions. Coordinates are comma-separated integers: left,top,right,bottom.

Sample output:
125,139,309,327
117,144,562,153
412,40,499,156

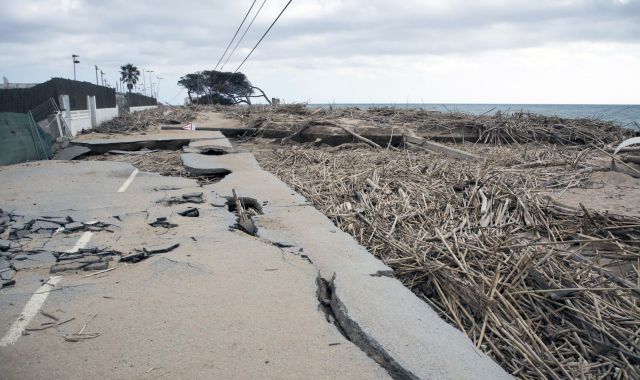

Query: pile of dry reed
90,106,199,134
254,142,640,379
222,105,632,146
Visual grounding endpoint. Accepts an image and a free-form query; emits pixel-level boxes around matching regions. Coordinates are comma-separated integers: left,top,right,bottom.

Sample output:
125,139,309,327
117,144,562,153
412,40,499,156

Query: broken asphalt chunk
161,192,204,205
84,262,109,271
0,258,11,270
120,250,146,263
50,262,87,273
237,219,258,236
0,239,11,251
57,253,84,261
149,217,178,229
50,256,102,273
178,208,199,217
0,268,16,281
64,222,84,233
36,217,68,226
30,220,62,231
79,246,100,254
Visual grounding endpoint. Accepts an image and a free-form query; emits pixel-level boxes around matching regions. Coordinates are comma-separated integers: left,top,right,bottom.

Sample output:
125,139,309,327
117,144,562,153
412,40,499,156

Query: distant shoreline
308,103,640,129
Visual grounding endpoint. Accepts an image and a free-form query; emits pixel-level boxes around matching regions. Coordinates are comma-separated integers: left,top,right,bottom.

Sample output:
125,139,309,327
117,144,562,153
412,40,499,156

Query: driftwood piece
232,189,257,235
316,120,382,149
280,119,382,148
404,135,483,161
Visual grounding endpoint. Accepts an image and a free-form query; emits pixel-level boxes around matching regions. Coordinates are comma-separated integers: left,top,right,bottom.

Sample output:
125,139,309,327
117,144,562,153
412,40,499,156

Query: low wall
96,107,118,125
66,109,92,135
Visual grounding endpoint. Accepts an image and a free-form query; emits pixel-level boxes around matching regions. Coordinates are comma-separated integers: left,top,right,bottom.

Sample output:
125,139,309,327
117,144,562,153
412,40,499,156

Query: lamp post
156,77,163,99
141,69,147,95
148,70,154,98
72,54,80,80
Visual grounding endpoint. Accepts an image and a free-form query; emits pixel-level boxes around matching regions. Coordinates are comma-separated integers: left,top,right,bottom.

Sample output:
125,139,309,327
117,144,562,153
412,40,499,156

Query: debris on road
85,150,228,185
232,189,258,236
50,255,105,273
178,208,199,217
64,314,101,342
149,217,178,229
64,222,84,232
160,192,204,205
120,250,146,263
144,242,180,255
121,242,180,263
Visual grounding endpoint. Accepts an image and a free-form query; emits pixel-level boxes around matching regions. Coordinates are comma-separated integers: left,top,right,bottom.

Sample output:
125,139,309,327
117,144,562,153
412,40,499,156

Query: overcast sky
1,0,639,104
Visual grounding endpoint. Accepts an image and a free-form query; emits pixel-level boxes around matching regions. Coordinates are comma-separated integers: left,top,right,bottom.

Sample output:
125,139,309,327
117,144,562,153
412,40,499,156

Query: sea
310,104,640,130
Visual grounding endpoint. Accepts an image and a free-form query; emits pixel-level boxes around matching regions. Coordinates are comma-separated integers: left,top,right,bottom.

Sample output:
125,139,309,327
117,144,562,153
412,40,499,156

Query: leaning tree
119,63,140,94
178,70,271,105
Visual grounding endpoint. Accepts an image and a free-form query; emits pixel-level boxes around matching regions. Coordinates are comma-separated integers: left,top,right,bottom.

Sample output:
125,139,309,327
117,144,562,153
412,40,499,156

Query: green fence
0,112,52,166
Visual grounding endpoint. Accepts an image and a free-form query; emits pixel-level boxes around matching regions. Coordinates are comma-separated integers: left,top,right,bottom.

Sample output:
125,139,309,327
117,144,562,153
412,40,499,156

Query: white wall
58,94,157,136
67,110,92,136
95,107,118,125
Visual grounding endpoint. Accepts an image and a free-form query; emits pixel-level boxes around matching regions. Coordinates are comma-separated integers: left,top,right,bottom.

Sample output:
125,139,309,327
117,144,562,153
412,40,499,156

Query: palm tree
119,63,140,94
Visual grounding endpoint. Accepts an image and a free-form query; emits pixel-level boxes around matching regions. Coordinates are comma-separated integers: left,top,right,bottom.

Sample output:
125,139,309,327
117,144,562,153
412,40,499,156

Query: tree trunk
251,86,272,105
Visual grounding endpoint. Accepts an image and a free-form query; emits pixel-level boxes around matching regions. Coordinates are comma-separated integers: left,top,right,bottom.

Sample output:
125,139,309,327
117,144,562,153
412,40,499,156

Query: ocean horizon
309,103,640,130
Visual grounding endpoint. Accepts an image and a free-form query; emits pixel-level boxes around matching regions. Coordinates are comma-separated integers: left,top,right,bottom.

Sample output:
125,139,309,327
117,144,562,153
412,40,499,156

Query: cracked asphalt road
0,160,389,379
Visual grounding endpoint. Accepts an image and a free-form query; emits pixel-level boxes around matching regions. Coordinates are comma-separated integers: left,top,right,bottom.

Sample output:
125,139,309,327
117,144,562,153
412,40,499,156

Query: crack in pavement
316,274,420,380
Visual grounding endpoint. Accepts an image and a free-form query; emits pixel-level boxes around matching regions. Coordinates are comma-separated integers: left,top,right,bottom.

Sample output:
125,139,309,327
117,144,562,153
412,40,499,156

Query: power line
214,1,257,71
235,0,293,73
221,0,268,70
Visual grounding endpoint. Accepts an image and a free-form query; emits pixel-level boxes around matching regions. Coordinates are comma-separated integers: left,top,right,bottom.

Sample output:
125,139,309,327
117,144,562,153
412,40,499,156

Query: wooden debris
404,135,483,161
233,189,258,236
64,314,101,342
221,104,632,146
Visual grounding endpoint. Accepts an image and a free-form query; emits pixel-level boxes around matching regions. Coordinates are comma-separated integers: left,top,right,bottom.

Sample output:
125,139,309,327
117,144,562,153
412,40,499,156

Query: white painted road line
66,231,93,253
117,168,139,193
0,276,63,347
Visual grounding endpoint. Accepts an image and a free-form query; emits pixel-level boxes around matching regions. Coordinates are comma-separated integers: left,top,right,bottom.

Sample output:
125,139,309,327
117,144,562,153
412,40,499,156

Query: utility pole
72,54,80,80
94,65,99,85
100,70,105,86
148,70,154,98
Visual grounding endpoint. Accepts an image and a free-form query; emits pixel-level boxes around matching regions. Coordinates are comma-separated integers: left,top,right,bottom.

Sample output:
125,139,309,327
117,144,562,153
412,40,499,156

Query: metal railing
29,98,73,139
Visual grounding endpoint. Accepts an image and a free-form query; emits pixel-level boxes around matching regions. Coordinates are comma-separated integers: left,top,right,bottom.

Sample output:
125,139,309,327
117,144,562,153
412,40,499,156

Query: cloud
0,0,638,103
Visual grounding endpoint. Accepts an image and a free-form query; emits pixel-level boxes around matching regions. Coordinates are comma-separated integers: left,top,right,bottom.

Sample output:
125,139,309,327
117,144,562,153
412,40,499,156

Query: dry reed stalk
252,140,640,379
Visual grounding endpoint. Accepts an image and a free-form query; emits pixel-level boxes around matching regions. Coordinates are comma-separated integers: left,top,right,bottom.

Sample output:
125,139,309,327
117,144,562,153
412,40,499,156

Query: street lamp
148,70,154,98
156,77,163,99
141,69,147,95
72,54,80,80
